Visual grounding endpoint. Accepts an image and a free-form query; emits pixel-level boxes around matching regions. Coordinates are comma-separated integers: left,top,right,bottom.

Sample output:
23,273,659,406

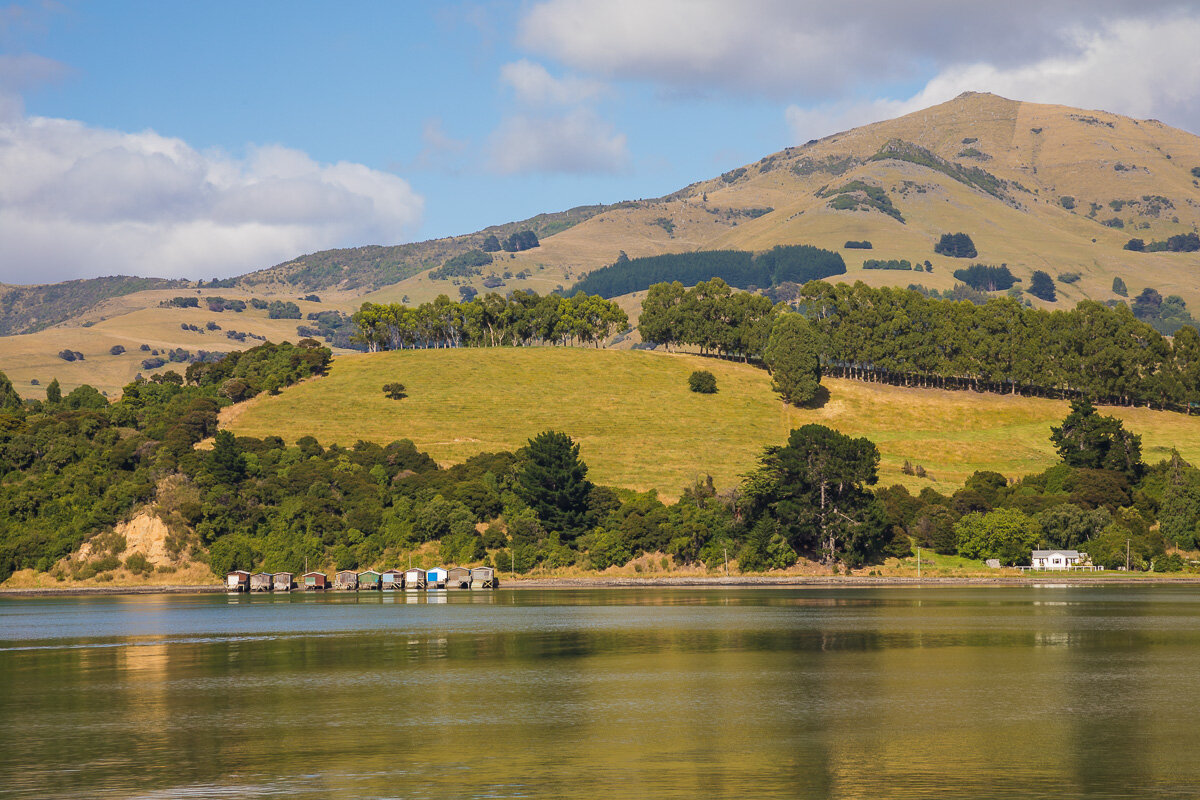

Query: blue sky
3,1,1200,283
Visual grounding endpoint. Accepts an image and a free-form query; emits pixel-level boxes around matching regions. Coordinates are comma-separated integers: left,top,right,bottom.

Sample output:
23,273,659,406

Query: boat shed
403,568,426,590
250,572,273,592
357,570,382,590
226,570,250,592
302,571,328,591
446,567,471,589
381,569,403,590
426,567,447,589
470,566,497,589
334,570,359,591
273,572,294,592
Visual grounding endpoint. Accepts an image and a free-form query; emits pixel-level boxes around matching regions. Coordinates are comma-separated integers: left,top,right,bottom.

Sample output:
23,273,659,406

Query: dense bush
267,301,301,319
952,264,1017,291
1028,270,1057,302
502,230,539,252
844,240,873,249
688,370,717,394
109,345,126,356
934,233,978,258
863,259,912,270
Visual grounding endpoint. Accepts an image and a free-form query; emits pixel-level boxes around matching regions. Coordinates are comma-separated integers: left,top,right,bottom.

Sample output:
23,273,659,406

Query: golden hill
4,92,1200,395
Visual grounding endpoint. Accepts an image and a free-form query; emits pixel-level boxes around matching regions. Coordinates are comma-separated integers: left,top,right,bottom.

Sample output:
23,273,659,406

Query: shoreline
5,574,1200,597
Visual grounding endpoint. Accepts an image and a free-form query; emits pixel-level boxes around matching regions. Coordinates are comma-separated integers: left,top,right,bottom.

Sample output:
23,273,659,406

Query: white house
1030,550,1083,570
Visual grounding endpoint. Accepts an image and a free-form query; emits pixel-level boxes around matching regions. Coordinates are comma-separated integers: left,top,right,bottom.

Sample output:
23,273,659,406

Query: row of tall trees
638,279,1200,411
352,290,628,352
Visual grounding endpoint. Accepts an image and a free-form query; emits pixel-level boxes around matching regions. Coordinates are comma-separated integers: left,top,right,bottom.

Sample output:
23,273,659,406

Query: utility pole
511,550,515,578
917,546,921,580
724,547,729,575
1126,538,1131,572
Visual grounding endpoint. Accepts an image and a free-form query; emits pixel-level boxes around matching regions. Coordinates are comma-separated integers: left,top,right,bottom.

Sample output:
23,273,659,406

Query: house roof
302,571,326,577
1032,550,1080,558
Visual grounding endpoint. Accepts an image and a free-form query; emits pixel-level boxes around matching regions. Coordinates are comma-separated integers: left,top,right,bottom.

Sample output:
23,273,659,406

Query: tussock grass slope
224,348,1200,495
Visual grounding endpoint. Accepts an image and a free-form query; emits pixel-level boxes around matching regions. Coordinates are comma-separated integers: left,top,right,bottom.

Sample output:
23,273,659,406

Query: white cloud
519,0,1199,101
0,113,424,283
487,108,629,174
499,59,606,106
784,16,1200,142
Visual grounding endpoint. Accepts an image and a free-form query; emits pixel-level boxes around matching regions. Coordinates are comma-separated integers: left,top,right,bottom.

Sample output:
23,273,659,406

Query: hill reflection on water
0,586,1196,799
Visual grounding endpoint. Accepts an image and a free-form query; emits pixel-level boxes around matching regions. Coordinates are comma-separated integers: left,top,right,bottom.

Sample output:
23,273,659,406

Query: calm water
1,586,1199,799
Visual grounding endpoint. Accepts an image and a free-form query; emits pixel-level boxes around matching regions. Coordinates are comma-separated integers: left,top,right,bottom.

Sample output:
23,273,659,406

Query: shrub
57,349,84,362
1192,167,1200,178
1102,217,1125,229
140,344,151,351
1059,196,1076,210
124,552,153,575
109,345,126,356
1057,272,1081,284
934,232,977,258
141,357,166,369
688,370,717,394
1124,238,1145,252
501,230,539,252
844,240,873,249
382,382,407,400
250,298,268,310
303,294,320,302
1112,277,1128,296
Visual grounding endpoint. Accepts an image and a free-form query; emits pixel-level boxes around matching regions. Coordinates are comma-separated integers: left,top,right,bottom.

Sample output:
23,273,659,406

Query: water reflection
2,587,1200,799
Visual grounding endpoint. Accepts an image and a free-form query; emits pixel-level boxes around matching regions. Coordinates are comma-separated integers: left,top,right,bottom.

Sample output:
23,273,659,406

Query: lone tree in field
763,313,822,405
1050,399,1143,479
382,382,407,400
1112,276,1128,296
45,378,62,404
517,431,594,542
934,232,978,258
688,370,717,393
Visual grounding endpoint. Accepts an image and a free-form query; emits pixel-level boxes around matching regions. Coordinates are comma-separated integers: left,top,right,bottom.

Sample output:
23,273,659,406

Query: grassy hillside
223,348,1200,495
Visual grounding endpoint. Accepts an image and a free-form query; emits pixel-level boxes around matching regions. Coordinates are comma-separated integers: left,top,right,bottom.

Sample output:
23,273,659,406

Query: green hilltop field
224,347,1200,495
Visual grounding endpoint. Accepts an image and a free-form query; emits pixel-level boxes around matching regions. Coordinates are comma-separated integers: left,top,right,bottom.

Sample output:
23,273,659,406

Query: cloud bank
0,109,423,284
784,16,1200,142
487,60,628,175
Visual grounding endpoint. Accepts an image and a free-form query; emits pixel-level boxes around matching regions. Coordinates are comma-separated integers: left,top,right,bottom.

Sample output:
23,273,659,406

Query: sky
3,0,1200,284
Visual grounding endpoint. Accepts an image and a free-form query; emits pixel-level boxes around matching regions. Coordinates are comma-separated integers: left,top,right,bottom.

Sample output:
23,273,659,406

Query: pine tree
763,313,822,405
516,431,594,541
45,378,62,404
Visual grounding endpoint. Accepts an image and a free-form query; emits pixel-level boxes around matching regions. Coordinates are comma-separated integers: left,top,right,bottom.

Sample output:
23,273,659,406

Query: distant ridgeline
639,280,1200,411
568,245,846,298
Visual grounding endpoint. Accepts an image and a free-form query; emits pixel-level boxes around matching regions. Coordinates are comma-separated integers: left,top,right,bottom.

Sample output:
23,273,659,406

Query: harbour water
1,586,1198,799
